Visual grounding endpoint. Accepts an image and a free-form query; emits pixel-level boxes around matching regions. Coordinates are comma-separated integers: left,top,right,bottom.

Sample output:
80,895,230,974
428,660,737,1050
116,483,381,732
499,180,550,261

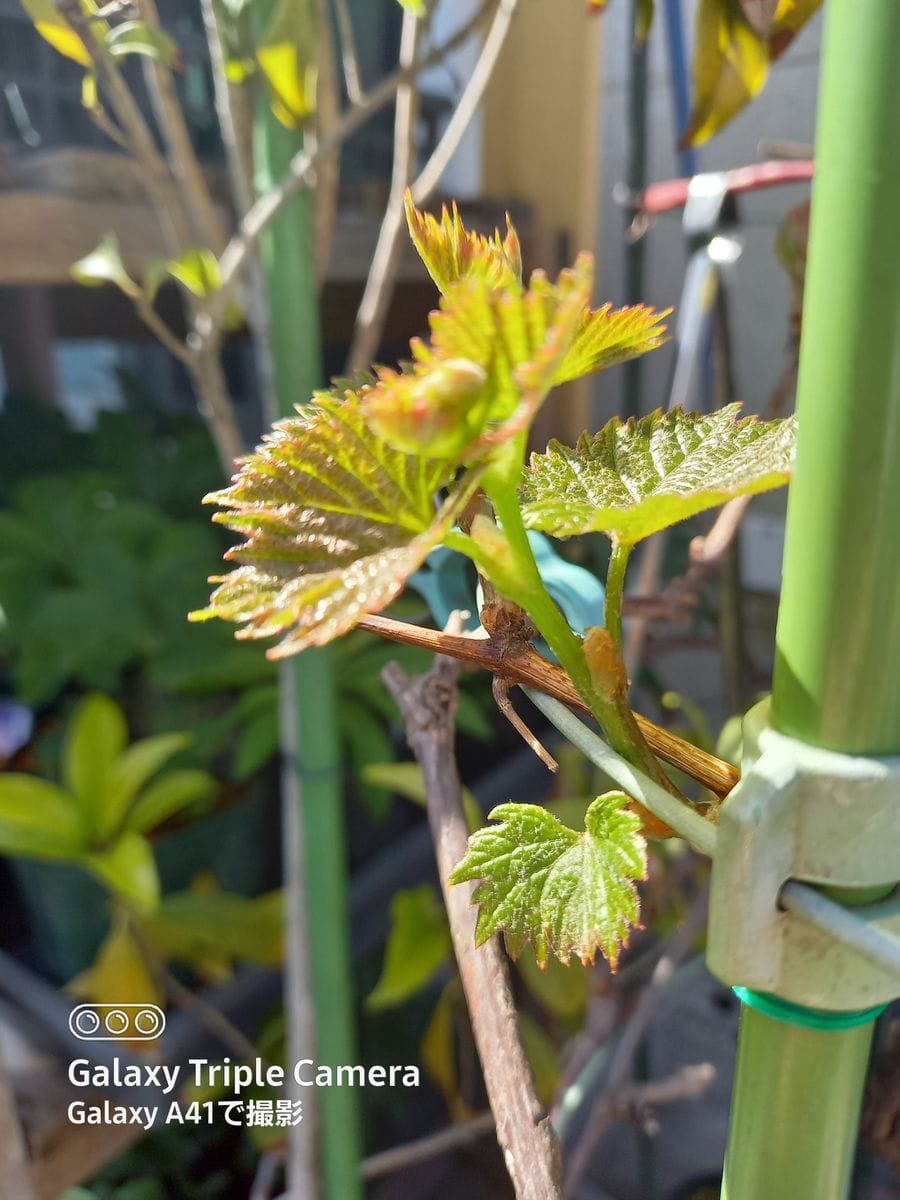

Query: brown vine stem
382,653,564,1200
135,0,228,252
360,614,739,798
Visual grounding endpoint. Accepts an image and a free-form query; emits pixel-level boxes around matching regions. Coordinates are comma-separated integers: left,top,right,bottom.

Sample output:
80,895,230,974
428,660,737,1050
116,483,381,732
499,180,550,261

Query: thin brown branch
56,0,189,255
493,675,559,771
602,1062,715,1134
332,0,364,105
361,1110,495,1180
346,6,421,372
86,99,131,151
199,0,278,421
382,654,564,1200
187,346,246,471
411,0,518,205
360,614,740,798
127,916,260,1064
135,0,228,252
563,887,710,1192
130,293,192,363
314,0,342,284
204,0,496,337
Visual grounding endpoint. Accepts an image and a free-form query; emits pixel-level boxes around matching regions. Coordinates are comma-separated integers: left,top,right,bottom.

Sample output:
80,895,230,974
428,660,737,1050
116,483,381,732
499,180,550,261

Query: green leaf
0,775,86,859
71,235,139,297
62,693,128,834
553,303,670,386
124,769,216,834
450,793,647,969
19,0,92,65
102,732,191,837
106,19,178,65
681,0,770,148
191,392,475,657
368,259,593,460
518,1010,560,1105
367,885,452,1012
142,889,283,966
635,0,655,42
405,193,521,295
522,405,795,545
164,248,221,298
256,0,318,128
85,831,161,911
517,945,588,1021
360,761,482,833
421,981,466,1120
339,701,395,822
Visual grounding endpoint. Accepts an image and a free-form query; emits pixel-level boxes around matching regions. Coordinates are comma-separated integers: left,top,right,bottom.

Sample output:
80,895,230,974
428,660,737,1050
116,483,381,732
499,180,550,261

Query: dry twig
382,651,564,1200
346,6,421,372
563,887,709,1192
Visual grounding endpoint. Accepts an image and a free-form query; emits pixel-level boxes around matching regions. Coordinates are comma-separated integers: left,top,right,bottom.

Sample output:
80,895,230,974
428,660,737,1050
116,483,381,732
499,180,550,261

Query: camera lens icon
69,1004,166,1041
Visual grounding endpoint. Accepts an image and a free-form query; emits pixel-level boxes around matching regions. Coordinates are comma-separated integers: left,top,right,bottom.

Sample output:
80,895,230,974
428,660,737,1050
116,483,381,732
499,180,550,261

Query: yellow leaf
682,0,770,148
20,0,92,65
256,0,318,128
405,192,522,295
420,982,472,1121
770,0,822,58
68,915,162,1011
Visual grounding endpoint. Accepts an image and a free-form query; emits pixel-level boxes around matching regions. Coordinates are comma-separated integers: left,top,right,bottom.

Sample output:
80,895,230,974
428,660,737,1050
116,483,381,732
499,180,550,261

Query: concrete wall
593,0,823,425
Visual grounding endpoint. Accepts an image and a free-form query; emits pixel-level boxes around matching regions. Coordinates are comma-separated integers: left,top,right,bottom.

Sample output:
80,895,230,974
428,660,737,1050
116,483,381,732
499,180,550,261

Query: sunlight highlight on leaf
191,392,477,655
522,404,795,545
405,193,522,295
450,793,647,969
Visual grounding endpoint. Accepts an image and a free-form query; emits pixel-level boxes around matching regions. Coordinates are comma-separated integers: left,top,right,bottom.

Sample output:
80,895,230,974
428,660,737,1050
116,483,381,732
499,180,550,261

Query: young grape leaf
376,258,593,460
450,793,647,969
522,404,795,545
554,302,671,386
191,392,475,656
405,192,521,294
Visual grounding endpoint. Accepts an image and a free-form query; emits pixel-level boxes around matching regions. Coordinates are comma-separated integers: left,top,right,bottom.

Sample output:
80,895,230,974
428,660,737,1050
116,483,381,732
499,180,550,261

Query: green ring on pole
732,986,887,1031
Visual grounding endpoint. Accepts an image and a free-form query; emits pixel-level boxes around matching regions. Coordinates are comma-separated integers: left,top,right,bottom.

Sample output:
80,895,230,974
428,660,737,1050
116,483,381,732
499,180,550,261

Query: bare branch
382,653,564,1200
411,0,518,205
346,6,421,372
563,887,709,1193
56,0,190,255
133,294,193,364
314,0,342,283
332,0,364,105
203,0,496,338
199,0,278,418
361,1111,495,1181
134,0,228,252
188,345,246,470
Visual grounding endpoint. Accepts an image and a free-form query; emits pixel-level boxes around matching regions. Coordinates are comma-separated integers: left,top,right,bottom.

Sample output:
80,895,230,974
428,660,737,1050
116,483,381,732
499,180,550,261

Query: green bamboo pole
252,7,363,1197
722,1,900,1196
